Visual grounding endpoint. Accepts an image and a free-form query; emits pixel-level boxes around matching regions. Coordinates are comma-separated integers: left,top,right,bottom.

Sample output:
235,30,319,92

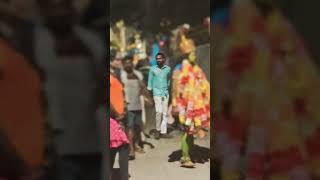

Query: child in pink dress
110,118,129,180
110,118,129,148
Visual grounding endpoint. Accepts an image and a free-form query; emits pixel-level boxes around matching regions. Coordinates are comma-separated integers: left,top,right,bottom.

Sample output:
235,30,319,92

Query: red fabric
294,98,307,116
305,128,320,156
226,44,254,76
180,76,190,85
215,113,245,143
268,147,304,174
247,153,265,178
252,16,266,33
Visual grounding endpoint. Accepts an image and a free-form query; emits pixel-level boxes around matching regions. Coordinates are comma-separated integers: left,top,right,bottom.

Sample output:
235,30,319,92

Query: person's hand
110,104,122,120
140,86,149,97
172,106,179,116
196,128,206,139
144,96,154,107
117,113,125,120
124,102,128,111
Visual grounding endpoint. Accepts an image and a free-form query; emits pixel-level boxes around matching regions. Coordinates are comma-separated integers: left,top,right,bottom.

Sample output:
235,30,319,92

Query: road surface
113,130,211,180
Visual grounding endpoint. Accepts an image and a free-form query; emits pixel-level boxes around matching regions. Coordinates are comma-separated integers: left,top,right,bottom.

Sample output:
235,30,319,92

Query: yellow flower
194,117,202,127
179,115,186,124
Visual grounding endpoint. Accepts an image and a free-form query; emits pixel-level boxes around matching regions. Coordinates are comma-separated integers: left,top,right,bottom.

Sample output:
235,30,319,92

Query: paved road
113,130,211,180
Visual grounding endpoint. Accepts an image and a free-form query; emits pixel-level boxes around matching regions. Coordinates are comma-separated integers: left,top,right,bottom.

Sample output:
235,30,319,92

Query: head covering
182,23,190,30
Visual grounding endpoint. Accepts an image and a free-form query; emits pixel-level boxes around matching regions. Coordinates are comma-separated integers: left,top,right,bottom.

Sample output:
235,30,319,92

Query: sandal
181,160,195,168
180,157,191,163
180,157,195,168
129,155,135,160
135,148,146,154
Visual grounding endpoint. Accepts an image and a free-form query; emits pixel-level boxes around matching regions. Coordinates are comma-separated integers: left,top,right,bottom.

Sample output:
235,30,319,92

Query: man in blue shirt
147,52,171,139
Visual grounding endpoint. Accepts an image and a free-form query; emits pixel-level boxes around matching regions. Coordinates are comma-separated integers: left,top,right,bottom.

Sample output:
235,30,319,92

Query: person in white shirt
121,55,147,160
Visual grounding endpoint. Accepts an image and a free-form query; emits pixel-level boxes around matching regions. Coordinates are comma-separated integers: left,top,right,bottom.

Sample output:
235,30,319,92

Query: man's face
156,55,165,67
188,51,196,63
123,59,133,72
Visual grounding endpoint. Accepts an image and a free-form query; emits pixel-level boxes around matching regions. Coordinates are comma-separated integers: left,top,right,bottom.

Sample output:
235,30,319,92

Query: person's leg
181,133,190,162
153,96,162,139
140,95,146,125
110,149,117,171
181,133,194,167
140,95,148,140
126,111,135,159
134,111,144,152
160,96,169,134
187,134,195,159
118,144,129,180
131,112,139,152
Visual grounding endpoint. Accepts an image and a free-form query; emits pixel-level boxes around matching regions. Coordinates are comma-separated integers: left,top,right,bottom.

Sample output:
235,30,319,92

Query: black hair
110,49,117,61
156,52,166,59
181,53,190,60
122,55,134,62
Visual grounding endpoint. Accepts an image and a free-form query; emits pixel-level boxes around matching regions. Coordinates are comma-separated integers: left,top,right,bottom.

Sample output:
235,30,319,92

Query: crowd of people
109,19,211,179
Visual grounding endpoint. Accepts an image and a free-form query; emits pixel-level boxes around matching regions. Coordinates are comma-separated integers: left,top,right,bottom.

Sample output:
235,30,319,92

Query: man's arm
171,69,180,116
140,80,152,98
110,103,125,121
167,67,171,88
147,68,153,91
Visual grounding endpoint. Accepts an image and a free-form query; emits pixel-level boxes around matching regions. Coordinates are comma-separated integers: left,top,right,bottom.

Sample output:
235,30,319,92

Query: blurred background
110,0,210,179
0,0,107,180
212,0,320,179
110,0,210,78
1,0,320,179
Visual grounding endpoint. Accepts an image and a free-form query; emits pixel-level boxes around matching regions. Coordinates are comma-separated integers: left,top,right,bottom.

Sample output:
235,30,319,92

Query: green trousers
181,132,194,162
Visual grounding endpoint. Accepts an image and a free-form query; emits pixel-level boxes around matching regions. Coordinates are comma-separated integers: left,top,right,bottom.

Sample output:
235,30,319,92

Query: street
113,130,211,180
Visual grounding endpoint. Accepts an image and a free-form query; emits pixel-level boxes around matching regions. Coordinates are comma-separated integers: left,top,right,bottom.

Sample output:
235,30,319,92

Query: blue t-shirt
147,65,171,97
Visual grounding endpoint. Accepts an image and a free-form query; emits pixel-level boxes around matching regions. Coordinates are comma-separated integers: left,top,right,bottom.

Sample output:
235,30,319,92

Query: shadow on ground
168,145,210,164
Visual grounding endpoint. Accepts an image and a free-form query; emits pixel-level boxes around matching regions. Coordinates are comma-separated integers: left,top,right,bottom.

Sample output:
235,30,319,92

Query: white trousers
153,96,169,134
